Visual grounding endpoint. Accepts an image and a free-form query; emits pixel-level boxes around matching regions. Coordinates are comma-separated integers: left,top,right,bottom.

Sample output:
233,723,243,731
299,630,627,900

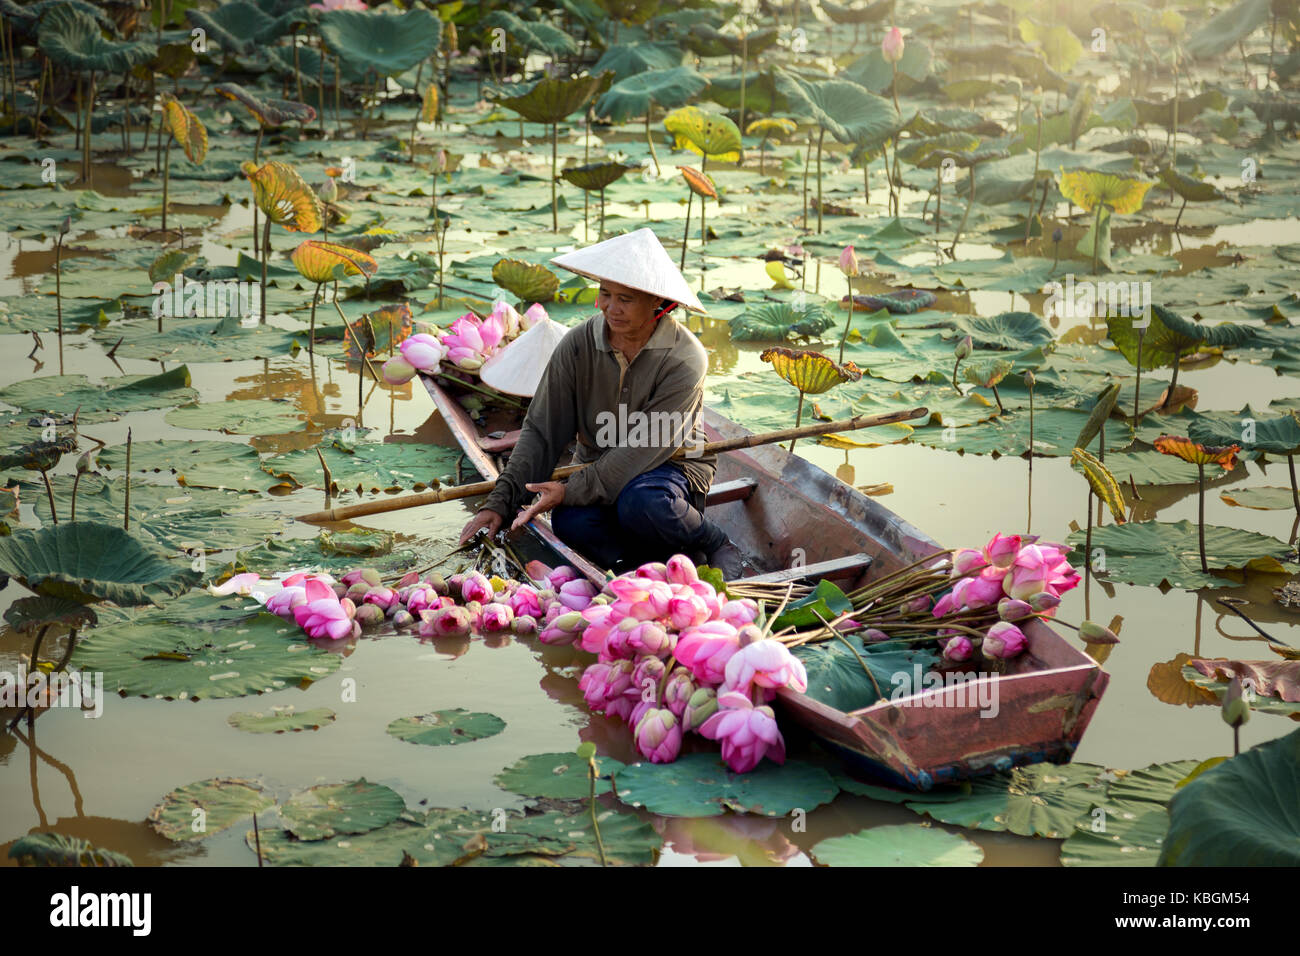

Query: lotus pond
1,0,1299,869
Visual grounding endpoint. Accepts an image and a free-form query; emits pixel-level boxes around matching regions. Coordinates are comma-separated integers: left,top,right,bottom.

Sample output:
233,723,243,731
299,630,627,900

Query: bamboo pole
297,408,929,523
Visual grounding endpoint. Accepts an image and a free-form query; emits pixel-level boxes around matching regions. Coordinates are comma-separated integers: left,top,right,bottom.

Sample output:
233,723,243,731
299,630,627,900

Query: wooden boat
422,373,1110,791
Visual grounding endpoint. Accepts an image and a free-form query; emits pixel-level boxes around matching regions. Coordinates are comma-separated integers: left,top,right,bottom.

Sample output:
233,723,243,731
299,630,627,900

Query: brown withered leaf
1147,652,1219,707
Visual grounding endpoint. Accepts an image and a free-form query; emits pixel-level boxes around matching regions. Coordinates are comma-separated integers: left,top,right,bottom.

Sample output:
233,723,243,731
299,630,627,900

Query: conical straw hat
479,315,571,397
550,228,705,313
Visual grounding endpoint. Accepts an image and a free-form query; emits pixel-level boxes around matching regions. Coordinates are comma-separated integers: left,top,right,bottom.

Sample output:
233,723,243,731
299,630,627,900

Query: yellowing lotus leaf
421,83,439,124
242,160,324,232
161,97,208,165
1153,435,1241,471
664,106,742,162
1058,169,1154,214
1071,447,1127,524
963,358,1014,389
678,165,718,199
291,240,378,284
746,117,798,138
760,347,863,394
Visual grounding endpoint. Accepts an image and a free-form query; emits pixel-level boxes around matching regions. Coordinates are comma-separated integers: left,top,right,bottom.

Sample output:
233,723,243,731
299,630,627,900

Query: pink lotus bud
1028,590,1061,613
398,571,420,588
666,554,698,585
461,571,493,604
839,244,859,277
634,708,682,764
447,572,466,592
864,628,891,643
418,605,473,638
558,579,598,611
521,302,546,331
480,602,514,633
332,582,348,599
905,594,933,614
345,582,370,602
954,335,973,360
390,608,415,629
340,569,368,587
721,598,760,628
675,621,741,685
632,656,666,695
882,26,905,64
628,621,675,658
736,623,764,647
724,639,808,694
998,598,1034,622
353,603,385,626
363,586,400,610
547,565,579,590
267,586,307,618
405,586,439,614
635,562,669,582
952,548,988,575
359,569,382,587
424,572,448,595
983,621,1028,660
984,532,1022,569
509,584,543,619
943,636,974,662
512,614,539,637
669,594,710,630
382,355,417,384
1079,620,1120,644
662,668,696,718
681,686,718,733
606,617,639,659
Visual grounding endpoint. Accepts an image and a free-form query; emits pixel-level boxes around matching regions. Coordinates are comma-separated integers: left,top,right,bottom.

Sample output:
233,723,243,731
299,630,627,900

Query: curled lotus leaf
421,83,439,124
1057,168,1154,214
774,70,899,148
241,161,324,232
214,82,316,127
4,595,97,634
37,5,156,74
663,105,742,162
1157,166,1223,203
897,132,981,169
9,833,132,868
760,347,863,395
291,240,378,284
494,72,611,125
677,165,717,200
745,116,798,139
160,96,208,164
1071,447,1128,524
1074,383,1122,451
561,161,638,192
594,66,710,122
963,358,1015,389
1153,435,1241,471
492,258,559,304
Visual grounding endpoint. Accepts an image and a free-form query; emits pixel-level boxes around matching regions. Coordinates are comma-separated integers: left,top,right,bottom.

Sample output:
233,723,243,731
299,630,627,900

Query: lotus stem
1289,453,1299,517
802,132,812,232
40,470,57,525
948,165,975,256
645,107,661,176
309,282,321,353
934,167,942,234
991,383,1004,414
1084,484,1093,582
1133,327,1145,422
260,216,272,324
28,624,50,673
1174,195,1187,232
1027,105,1042,242
951,356,962,393
680,190,692,271
1197,461,1207,573
124,427,132,532
838,277,853,363
551,122,559,233
83,71,96,185
700,154,708,247
334,57,341,135
55,233,64,374
1166,348,1182,406
788,392,805,454
587,755,607,867
318,40,325,137
408,61,425,164
815,127,825,234
890,61,899,115
1027,382,1034,476
599,187,607,241
436,219,447,309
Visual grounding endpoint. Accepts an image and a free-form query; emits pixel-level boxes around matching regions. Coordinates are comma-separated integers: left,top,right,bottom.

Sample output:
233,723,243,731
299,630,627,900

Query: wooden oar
296,407,929,523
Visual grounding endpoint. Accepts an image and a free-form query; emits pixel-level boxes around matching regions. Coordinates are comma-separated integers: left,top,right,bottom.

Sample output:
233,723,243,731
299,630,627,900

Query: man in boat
459,228,746,576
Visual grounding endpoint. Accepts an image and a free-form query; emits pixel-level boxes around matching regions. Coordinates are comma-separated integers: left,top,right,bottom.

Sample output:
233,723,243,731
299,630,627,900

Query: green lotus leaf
1189,407,1300,458
963,357,1015,389
263,440,459,495
280,780,406,841
842,38,933,95
905,762,1109,838
186,1,304,55
775,69,899,147
38,5,156,74
663,105,742,161
705,69,788,114
0,367,196,420
821,0,893,24
897,132,981,169
685,24,778,58
319,7,441,78
594,66,709,122
494,751,627,799
318,528,394,557
228,706,337,734
560,161,638,192
1220,486,1299,510
1106,304,1253,373
730,301,835,342
8,833,132,867
215,83,316,127
1018,19,1084,74
479,10,578,59
615,753,838,818
90,316,298,364
1060,797,1174,866
148,249,199,284
1096,451,1202,486
72,605,342,700
1058,169,1154,215
1157,166,1223,203
0,296,116,335
0,522,198,606
1074,382,1122,451
3,595,97,634
165,399,307,435
812,824,983,866
494,72,610,125
909,405,1133,457
794,634,939,712
1065,520,1295,590
1185,0,1271,60
1181,664,1300,718
1160,727,1300,865
942,311,1055,351
591,41,683,80
147,778,274,842
0,0,116,36
492,258,559,304
387,709,506,747
98,440,266,492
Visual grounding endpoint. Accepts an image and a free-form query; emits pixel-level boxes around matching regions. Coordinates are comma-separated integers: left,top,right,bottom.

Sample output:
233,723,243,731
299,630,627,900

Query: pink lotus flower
839,245,859,278
666,554,698,585
634,561,669,582
558,579,598,611
512,614,539,636
405,586,440,614
724,639,808,694
983,532,1022,569
675,621,741,685
943,636,974,662
579,660,634,713
539,609,586,646
635,708,682,763
997,598,1033,622
983,621,1028,659
418,605,473,638
294,598,355,641
669,593,711,630
509,584,543,619
521,302,547,331
362,586,400,610
632,656,666,697
461,571,493,604
952,548,988,575
210,572,261,596
399,333,445,371
1003,544,1080,602
949,566,1008,611
489,300,522,338
480,602,514,633
882,26,905,64
547,565,579,590
478,314,506,352
721,598,759,628
267,586,307,618
627,621,675,658
382,354,417,385
579,605,617,654
444,315,484,353
698,691,786,773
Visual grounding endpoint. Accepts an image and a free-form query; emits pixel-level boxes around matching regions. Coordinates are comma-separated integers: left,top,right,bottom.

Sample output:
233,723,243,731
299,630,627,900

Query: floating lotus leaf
228,706,337,734
149,249,198,284
492,258,559,304
387,709,506,747
280,780,406,841
1190,408,1300,458
730,302,835,342
677,165,717,199
8,833,132,867
291,240,378,284
897,132,981,169
685,23,778,58
905,762,1108,838
165,399,307,435
3,596,97,634
264,436,457,495
1106,305,1251,374
1188,659,1300,705
1220,487,1298,510
1160,727,1300,865
479,10,578,59
1058,169,1154,215
760,347,862,394
98,439,266,492
0,437,72,472
561,161,638,193
705,69,788,114
147,778,274,842
1148,653,1219,707
318,7,441,79
909,405,1133,458
38,5,156,74
1059,797,1173,867
1153,435,1241,470
1097,451,1201,486
822,0,893,24
1182,664,1300,718
160,96,208,164
663,105,742,161
214,83,316,127
494,751,627,799
594,66,709,121
812,824,983,867
775,69,899,147
318,528,394,557
847,290,938,315
0,522,199,606
943,311,1054,351
241,160,323,232
89,316,298,364
1071,448,1128,524
495,72,610,125
0,367,196,420
615,753,838,818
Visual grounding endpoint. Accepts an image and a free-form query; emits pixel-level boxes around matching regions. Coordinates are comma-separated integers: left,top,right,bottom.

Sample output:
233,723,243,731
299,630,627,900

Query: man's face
598,279,657,338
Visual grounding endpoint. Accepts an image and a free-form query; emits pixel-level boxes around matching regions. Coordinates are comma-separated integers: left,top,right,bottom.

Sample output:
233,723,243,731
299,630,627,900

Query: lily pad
941,311,1056,351
8,832,132,867
614,753,838,818
811,824,983,867
1159,727,1300,866
227,706,337,734
0,367,197,420
0,522,199,606
1059,797,1172,867
97,440,266,491
1097,451,1202,486
729,301,836,342
1065,520,1295,590
147,778,274,842
1220,487,1299,510
280,780,406,841
494,751,626,800
90,316,299,363
165,400,307,435
386,709,507,747
904,762,1108,838
263,440,459,494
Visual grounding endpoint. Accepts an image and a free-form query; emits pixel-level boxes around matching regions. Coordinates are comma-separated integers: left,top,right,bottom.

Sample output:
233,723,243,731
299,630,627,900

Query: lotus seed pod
863,628,891,643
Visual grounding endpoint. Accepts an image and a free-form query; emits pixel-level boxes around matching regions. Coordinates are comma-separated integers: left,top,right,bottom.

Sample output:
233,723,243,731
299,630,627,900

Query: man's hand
510,481,565,531
459,508,503,545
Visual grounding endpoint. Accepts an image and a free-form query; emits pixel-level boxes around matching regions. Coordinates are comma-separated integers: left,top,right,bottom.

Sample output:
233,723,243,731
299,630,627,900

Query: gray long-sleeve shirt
480,312,716,519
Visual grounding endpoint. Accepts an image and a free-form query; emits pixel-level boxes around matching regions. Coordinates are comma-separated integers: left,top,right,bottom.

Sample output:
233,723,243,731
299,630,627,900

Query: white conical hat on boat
479,315,570,397
550,228,705,313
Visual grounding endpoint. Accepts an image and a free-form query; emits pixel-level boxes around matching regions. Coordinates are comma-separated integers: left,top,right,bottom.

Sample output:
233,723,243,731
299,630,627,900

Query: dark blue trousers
552,464,727,570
